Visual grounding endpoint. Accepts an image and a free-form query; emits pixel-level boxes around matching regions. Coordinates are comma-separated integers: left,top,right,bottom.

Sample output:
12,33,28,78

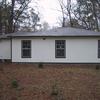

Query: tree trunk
91,0,99,31
0,7,2,34
8,0,15,33
67,0,73,27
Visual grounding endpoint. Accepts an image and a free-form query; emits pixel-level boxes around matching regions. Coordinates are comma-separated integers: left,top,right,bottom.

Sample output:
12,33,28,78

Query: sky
30,0,76,27
30,0,62,27
39,0,61,27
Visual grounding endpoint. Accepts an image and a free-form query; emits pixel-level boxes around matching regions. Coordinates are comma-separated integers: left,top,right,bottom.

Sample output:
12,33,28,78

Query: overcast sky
30,0,76,27
30,0,62,27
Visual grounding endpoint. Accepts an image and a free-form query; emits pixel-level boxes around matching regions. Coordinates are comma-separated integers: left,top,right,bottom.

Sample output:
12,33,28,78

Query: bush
11,79,19,88
51,82,65,100
38,63,43,68
96,65,100,70
51,83,59,96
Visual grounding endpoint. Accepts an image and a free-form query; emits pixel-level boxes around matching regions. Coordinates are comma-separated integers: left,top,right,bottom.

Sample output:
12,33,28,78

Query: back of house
0,27,100,63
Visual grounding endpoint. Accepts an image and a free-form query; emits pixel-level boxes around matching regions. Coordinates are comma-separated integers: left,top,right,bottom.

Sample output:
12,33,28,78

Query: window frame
21,40,31,58
55,40,66,58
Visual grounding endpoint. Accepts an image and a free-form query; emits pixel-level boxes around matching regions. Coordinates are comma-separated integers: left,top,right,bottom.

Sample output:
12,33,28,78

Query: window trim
55,40,66,58
21,40,31,58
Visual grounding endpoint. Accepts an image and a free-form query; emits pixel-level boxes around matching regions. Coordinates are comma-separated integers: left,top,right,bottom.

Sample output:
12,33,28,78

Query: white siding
0,39,11,59
12,37,100,63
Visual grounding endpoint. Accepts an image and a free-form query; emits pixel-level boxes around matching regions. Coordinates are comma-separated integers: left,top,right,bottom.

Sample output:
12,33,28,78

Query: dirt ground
0,63,100,100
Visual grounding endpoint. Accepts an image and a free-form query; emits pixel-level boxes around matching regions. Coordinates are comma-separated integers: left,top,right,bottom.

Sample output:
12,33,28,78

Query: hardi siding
12,37,100,63
0,39,11,59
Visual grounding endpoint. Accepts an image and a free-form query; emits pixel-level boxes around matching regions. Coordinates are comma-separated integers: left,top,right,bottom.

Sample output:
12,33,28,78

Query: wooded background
0,0,100,34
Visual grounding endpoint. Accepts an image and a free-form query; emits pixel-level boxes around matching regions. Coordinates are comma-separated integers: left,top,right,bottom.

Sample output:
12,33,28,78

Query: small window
55,40,66,58
21,40,31,58
98,40,100,58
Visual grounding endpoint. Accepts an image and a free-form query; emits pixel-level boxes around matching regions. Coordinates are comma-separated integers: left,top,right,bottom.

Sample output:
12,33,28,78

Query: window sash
22,41,31,48
56,49,65,58
22,49,31,58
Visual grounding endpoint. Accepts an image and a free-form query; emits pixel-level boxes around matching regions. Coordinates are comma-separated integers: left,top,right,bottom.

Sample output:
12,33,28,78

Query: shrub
11,79,19,88
51,82,59,96
96,65,100,70
51,81,65,100
38,63,43,68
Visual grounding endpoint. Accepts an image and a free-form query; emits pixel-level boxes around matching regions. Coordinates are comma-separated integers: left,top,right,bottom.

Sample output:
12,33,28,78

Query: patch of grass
38,63,44,68
51,82,59,96
11,79,19,88
51,82,65,100
95,65,100,70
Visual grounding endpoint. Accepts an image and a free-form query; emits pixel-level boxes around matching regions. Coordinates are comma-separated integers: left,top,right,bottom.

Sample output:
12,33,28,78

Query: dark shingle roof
0,27,100,39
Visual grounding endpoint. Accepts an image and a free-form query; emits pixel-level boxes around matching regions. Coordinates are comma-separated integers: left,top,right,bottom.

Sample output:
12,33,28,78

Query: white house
0,27,100,63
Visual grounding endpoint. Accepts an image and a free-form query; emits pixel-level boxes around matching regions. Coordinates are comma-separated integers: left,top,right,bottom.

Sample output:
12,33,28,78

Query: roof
0,34,10,39
0,27,100,39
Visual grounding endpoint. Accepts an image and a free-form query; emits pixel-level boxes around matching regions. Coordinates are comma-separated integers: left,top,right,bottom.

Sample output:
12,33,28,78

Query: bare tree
58,0,66,27
58,0,74,27
0,1,3,33
0,0,36,33
73,0,100,31
42,21,50,31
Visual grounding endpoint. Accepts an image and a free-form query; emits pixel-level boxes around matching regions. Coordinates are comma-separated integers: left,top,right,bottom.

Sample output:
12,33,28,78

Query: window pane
61,44,65,48
56,45,60,48
56,44,65,48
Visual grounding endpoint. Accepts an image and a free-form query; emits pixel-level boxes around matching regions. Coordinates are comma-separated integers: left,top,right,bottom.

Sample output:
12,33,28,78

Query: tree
42,22,50,31
58,0,66,27
65,18,82,28
19,8,40,32
10,0,32,33
57,0,100,31
74,0,100,31
58,0,74,27
0,1,3,33
30,9,40,31
0,0,40,34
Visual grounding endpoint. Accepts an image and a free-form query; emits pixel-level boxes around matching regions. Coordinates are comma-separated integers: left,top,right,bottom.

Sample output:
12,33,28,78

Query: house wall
0,39,11,60
12,37,100,63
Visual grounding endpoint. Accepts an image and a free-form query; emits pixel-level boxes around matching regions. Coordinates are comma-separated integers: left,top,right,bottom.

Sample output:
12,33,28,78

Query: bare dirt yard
0,63,100,100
